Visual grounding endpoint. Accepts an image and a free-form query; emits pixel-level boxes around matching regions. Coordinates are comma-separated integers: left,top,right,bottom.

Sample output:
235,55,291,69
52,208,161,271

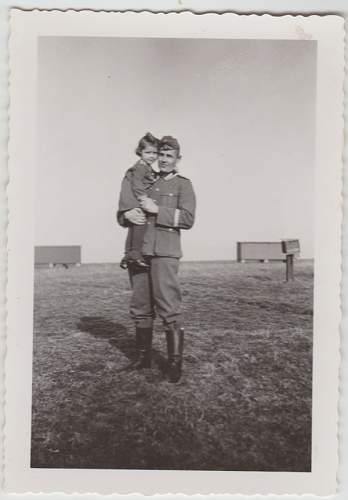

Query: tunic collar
153,169,178,182
162,171,178,181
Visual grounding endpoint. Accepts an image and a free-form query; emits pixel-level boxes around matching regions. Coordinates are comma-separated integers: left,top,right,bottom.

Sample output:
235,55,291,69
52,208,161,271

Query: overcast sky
36,37,316,262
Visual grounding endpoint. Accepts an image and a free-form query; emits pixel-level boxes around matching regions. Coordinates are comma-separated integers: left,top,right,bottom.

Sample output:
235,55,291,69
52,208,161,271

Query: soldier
117,135,196,382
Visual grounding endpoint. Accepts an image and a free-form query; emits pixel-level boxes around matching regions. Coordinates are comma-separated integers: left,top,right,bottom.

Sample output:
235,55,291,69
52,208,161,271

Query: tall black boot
166,323,184,383
133,327,152,369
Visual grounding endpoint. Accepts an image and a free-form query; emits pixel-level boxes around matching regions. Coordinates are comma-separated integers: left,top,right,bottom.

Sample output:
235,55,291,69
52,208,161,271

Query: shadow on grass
77,316,167,373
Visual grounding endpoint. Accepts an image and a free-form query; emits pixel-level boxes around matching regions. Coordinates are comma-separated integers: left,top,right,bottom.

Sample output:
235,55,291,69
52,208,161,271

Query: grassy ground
31,260,313,471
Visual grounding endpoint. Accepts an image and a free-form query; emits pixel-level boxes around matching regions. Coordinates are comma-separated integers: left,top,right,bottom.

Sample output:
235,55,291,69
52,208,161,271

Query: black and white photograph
31,35,316,472
5,10,343,496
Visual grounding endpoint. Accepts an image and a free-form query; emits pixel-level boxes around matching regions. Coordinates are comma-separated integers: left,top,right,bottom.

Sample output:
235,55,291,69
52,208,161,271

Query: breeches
129,257,181,328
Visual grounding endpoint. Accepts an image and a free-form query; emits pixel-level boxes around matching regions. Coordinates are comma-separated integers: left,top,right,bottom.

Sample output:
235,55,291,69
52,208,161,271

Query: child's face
140,144,158,165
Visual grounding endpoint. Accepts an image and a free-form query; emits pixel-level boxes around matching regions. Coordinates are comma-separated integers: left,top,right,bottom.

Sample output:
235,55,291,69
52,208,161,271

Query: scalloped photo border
4,9,344,495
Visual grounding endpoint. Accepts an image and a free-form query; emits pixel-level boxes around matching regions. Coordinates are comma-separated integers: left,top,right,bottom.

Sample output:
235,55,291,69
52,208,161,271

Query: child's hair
159,135,181,158
135,132,160,157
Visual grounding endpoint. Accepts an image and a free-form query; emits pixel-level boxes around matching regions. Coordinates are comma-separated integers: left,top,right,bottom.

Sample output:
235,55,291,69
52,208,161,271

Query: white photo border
5,10,344,495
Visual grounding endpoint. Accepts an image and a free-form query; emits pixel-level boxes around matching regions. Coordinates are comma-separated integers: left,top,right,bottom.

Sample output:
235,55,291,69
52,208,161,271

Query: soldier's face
158,148,180,173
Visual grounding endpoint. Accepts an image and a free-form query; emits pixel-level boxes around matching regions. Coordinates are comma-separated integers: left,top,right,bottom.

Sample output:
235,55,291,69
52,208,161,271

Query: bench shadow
76,316,167,373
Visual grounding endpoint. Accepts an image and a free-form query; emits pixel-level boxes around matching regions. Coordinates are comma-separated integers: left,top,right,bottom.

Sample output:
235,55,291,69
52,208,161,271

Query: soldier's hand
124,208,146,225
140,198,159,214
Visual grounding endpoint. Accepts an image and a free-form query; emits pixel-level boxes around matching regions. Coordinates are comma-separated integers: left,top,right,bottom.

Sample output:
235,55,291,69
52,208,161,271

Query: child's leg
127,223,147,262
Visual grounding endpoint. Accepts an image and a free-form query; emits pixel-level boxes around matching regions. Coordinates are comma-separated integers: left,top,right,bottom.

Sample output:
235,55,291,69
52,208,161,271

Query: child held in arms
120,132,159,270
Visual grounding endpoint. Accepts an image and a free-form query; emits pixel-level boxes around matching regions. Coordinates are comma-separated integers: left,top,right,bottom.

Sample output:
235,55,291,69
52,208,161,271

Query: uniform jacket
117,171,196,258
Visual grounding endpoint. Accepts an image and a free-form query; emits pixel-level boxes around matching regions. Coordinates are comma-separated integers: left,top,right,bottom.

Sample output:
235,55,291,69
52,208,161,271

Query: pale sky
36,37,316,262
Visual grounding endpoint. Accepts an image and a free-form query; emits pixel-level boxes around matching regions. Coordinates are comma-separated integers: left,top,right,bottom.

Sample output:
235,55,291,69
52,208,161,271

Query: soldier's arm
156,179,196,230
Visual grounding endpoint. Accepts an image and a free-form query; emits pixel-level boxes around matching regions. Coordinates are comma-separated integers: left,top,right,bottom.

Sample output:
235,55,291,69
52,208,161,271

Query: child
120,132,159,269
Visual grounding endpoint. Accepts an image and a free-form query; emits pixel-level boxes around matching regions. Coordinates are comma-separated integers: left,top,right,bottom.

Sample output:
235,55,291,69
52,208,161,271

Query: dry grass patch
31,261,313,471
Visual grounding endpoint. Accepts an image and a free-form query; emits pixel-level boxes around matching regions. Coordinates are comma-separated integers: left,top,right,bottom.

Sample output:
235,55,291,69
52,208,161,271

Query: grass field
31,260,313,471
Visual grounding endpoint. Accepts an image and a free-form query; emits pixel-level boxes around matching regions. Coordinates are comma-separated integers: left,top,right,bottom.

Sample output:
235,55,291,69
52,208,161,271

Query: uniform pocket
155,227,182,257
160,193,179,209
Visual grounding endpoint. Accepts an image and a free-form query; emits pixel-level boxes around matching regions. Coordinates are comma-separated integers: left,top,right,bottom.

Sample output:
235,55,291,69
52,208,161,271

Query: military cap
159,135,181,156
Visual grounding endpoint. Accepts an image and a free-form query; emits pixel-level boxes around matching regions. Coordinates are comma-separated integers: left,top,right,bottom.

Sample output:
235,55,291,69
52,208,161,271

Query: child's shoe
120,257,128,270
130,258,150,269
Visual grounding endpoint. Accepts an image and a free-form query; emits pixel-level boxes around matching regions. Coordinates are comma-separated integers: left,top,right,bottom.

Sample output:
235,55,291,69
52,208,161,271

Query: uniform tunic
117,171,196,327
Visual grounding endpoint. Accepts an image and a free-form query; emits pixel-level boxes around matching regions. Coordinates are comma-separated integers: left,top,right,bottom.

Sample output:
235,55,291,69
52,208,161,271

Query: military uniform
118,171,196,329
